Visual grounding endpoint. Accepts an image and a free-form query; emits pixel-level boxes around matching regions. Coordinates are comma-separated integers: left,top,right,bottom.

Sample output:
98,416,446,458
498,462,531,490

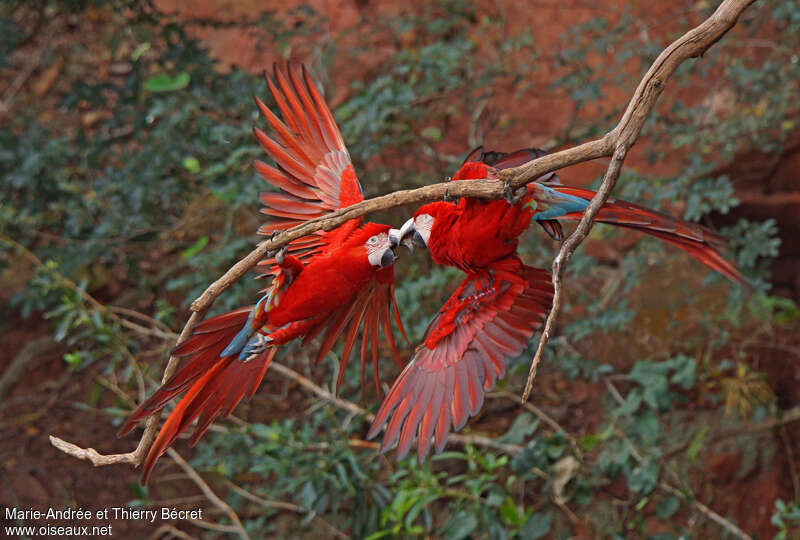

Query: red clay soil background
1,1,798,538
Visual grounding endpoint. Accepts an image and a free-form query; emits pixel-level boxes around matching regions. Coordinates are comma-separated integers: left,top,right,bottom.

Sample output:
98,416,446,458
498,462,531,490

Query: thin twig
604,378,751,539
183,518,241,534
223,480,350,539
519,0,756,403
657,483,750,540
522,144,629,402
779,425,800,502
489,389,581,456
662,405,800,459
166,448,250,540
149,524,194,540
109,305,179,340
48,311,203,467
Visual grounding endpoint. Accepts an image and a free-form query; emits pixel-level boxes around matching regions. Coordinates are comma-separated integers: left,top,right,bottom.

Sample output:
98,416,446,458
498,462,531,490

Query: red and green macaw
368,146,745,462
119,65,406,483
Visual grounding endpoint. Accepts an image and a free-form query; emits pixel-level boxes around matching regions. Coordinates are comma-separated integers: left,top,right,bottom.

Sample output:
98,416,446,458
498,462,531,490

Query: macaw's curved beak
397,217,426,252
389,228,402,250
380,247,397,268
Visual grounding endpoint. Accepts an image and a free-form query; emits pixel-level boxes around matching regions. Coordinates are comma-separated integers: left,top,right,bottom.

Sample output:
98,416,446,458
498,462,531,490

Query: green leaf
64,351,82,368
420,126,442,141
632,409,659,445
617,388,643,415
627,458,659,495
182,156,201,173
521,511,552,539
131,42,150,61
444,510,478,540
498,413,539,444
181,236,209,259
578,434,604,452
670,355,696,389
128,481,148,501
88,382,103,406
143,72,190,92
686,426,709,462
499,497,524,526
655,496,681,519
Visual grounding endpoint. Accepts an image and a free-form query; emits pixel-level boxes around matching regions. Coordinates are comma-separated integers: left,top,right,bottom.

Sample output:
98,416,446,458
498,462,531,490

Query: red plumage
457,147,746,284
370,145,745,461
120,64,405,483
368,258,552,461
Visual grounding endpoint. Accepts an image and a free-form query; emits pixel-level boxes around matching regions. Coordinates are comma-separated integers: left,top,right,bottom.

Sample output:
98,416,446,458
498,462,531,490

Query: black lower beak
411,231,426,249
380,249,397,268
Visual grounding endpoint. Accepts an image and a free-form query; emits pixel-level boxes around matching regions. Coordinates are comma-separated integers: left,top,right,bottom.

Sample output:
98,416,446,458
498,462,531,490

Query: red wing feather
254,64,365,276
117,305,279,484
367,258,553,462
453,146,561,183
139,348,277,485
305,270,407,394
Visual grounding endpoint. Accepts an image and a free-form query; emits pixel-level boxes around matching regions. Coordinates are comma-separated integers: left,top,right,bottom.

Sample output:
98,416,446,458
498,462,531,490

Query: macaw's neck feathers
527,184,746,284
367,258,553,463
253,63,364,277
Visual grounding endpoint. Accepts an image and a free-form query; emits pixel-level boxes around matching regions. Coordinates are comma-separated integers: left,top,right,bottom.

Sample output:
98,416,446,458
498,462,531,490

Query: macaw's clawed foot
265,230,283,258
265,243,288,263
274,245,288,265
502,180,526,205
443,186,459,204
243,333,273,362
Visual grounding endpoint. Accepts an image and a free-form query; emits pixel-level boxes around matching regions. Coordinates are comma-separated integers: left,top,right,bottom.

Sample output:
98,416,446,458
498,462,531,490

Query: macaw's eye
367,235,380,246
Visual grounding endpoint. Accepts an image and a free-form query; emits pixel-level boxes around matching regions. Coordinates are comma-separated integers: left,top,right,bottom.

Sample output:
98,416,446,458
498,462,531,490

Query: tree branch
166,448,250,540
521,144,629,401
518,0,755,402
49,0,757,471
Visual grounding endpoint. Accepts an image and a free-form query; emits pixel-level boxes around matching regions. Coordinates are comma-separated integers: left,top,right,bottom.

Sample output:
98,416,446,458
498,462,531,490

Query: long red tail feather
550,185,746,285
137,348,277,484
117,307,253,438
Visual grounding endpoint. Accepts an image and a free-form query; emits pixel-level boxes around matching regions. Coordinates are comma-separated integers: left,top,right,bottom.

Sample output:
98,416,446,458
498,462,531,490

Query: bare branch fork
51,0,755,484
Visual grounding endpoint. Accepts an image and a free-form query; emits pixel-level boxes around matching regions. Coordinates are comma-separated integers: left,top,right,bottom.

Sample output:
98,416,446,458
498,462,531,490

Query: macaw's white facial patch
414,213,434,245
365,232,392,266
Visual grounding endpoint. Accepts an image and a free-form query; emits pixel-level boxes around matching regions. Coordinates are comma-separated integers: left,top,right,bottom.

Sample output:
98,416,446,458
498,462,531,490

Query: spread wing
254,63,364,274
300,266,407,392
255,65,407,381
367,258,553,462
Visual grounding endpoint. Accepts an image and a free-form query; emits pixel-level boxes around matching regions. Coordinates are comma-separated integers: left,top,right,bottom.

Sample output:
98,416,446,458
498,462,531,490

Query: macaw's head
350,222,399,269
451,161,494,181
396,202,453,252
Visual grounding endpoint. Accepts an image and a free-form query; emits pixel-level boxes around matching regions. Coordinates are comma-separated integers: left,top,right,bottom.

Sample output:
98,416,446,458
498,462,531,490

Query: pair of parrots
117,65,744,483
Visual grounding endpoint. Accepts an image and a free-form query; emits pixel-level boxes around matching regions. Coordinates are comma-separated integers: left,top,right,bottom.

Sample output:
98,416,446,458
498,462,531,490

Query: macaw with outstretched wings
119,65,406,483
368,146,745,462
